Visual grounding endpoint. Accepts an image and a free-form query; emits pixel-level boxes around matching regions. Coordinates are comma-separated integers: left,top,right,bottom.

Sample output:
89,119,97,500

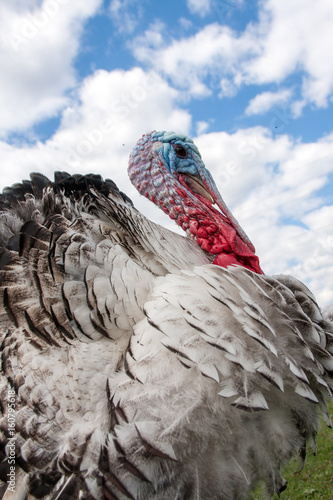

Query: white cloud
244,0,333,108
109,0,143,33
179,17,193,30
187,0,211,16
197,129,333,228
196,121,210,134
219,77,238,97
303,205,333,230
0,0,102,137
245,89,292,115
1,71,333,306
132,23,254,97
133,0,333,111
0,67,191,233
193,128,333,306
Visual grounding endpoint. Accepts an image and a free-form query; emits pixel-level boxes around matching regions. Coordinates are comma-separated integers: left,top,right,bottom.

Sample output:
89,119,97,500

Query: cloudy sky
1,0,333,307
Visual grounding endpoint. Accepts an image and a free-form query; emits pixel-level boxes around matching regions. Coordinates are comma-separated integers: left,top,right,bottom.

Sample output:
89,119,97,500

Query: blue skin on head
150,131,214,183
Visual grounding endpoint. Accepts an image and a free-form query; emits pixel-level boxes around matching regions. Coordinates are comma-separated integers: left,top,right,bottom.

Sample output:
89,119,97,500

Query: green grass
252,403,333,500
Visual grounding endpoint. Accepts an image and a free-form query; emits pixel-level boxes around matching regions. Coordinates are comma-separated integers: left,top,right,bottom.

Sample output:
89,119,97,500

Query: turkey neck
128,138,263,275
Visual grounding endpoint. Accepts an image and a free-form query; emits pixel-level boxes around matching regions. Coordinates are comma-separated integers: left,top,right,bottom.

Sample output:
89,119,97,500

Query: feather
0,131,332,500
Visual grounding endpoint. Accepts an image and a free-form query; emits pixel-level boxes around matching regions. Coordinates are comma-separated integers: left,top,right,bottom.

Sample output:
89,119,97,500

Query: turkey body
0,133,332,500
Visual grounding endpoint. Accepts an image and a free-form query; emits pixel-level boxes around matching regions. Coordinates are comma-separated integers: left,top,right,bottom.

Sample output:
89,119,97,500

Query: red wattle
196,227,208,238
211,243,230,253
190,220,199,234
213,253,241,268
206,224,217,234
199,239,212,252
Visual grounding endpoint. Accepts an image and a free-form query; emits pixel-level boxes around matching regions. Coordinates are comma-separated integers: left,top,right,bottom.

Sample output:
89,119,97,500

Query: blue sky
1,0,333,307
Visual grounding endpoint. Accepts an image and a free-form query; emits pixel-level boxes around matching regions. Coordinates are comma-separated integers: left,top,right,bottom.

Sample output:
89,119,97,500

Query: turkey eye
174,145,188,158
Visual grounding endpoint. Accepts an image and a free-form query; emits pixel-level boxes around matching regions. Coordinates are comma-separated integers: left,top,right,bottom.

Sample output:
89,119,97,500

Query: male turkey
0,131,332,500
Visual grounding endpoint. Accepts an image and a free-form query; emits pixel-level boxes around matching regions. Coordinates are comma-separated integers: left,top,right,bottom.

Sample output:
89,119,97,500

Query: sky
1,0,333,308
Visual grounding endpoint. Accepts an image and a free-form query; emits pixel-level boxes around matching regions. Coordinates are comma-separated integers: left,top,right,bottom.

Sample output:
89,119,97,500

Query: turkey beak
184,175,215,204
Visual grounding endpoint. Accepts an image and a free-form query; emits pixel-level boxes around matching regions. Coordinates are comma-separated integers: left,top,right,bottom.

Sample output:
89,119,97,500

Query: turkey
0,130,332,500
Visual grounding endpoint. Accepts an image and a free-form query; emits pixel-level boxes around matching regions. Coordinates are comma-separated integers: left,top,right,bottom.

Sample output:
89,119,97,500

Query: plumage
0,132,332,499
